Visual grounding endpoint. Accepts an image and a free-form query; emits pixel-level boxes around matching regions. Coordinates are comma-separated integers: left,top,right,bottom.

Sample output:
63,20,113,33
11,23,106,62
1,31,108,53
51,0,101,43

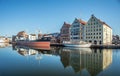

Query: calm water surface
0,43,120,76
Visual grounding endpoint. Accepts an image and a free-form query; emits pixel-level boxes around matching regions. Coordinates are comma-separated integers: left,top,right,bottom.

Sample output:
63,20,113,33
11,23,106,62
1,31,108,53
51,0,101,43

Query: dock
91,44,120,49
50,43,64,47
51,43,120,49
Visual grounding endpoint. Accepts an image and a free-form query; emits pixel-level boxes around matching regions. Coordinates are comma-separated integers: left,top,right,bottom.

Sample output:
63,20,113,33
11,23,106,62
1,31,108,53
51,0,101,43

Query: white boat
63,47,92,52
63,41,91,48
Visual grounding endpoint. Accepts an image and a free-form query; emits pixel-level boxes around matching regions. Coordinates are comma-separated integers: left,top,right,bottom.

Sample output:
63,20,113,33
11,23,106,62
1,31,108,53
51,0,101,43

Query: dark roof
98,19,112,29
30,34,36,36
74,18,86,25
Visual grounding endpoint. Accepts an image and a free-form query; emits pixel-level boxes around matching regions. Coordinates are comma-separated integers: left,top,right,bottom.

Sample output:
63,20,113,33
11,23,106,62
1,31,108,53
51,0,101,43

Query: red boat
16,37,51,48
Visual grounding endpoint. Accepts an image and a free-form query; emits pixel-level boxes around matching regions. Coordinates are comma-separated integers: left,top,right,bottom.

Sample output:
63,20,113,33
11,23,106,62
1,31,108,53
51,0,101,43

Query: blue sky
0,0,120,37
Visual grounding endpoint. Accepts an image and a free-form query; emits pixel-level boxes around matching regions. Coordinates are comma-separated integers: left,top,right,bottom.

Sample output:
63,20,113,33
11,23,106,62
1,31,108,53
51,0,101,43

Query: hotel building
84,15,112,45
70,18,86,42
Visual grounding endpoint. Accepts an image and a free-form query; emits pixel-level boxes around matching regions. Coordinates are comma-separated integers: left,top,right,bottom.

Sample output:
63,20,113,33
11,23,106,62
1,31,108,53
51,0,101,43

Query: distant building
47,32,60,43
16,31,28,40
84,15,112,45
0,36,6,42
60,22,71,43
38,33,43,39
0,36,10,43
48,32,60,38
113,35,119,40
15,31,37,41
12,35,16,42
112,35,120,44
28,34,36,40
70,18,86,42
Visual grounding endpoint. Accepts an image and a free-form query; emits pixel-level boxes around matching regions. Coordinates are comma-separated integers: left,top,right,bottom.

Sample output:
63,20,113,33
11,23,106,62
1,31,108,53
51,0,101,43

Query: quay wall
50,43,120,49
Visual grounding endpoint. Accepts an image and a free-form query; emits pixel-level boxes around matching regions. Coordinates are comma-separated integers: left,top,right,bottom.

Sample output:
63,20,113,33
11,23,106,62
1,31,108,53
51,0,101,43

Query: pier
50,43,120,49
50,43,64,47
91,44,120,49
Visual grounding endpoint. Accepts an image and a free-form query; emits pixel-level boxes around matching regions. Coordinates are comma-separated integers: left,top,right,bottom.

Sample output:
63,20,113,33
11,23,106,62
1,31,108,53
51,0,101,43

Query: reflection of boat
15,45,50,51
13,45,62,57
63,47,92,52
63,41,91,48
29,46,50,51
16,37,51,48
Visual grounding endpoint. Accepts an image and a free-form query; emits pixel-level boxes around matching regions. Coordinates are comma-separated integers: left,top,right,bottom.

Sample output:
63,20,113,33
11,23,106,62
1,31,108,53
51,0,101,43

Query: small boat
63,41,91,48
16,37,51,47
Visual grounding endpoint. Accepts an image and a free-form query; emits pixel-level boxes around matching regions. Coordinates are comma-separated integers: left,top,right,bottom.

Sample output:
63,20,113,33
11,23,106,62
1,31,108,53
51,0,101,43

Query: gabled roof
74,18,86,25
63,22,71,27
61,22,71,29
30,34,36,36
17,31,28,36
97,19,112,29
90,14,112,29
77,19,87,25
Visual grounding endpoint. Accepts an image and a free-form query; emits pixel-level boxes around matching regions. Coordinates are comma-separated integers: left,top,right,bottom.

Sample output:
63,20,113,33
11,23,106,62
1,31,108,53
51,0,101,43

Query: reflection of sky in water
0,46,120,76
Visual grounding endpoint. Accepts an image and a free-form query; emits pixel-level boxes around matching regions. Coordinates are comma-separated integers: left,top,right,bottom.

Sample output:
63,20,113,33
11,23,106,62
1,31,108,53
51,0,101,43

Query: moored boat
63,41,91,48
16,37,51,47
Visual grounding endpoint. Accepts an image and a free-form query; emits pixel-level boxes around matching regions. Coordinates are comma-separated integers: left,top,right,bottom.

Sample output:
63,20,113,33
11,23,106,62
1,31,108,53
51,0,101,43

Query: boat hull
64,43,91,48
16,41,50,48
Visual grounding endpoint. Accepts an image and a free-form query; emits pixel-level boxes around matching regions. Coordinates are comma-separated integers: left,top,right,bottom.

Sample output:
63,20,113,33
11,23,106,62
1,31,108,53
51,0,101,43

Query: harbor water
0,43,120,76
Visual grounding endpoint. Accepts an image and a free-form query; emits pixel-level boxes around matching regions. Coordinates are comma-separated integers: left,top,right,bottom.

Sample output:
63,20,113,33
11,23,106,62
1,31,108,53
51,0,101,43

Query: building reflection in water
60,47,112,76
12,45,61,62
12,45,113,76
0,43,10,48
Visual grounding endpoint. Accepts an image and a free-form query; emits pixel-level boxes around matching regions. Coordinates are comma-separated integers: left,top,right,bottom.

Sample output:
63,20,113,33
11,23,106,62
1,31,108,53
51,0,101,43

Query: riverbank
91,44,120,49
51,43,120,49
11,42,120,49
